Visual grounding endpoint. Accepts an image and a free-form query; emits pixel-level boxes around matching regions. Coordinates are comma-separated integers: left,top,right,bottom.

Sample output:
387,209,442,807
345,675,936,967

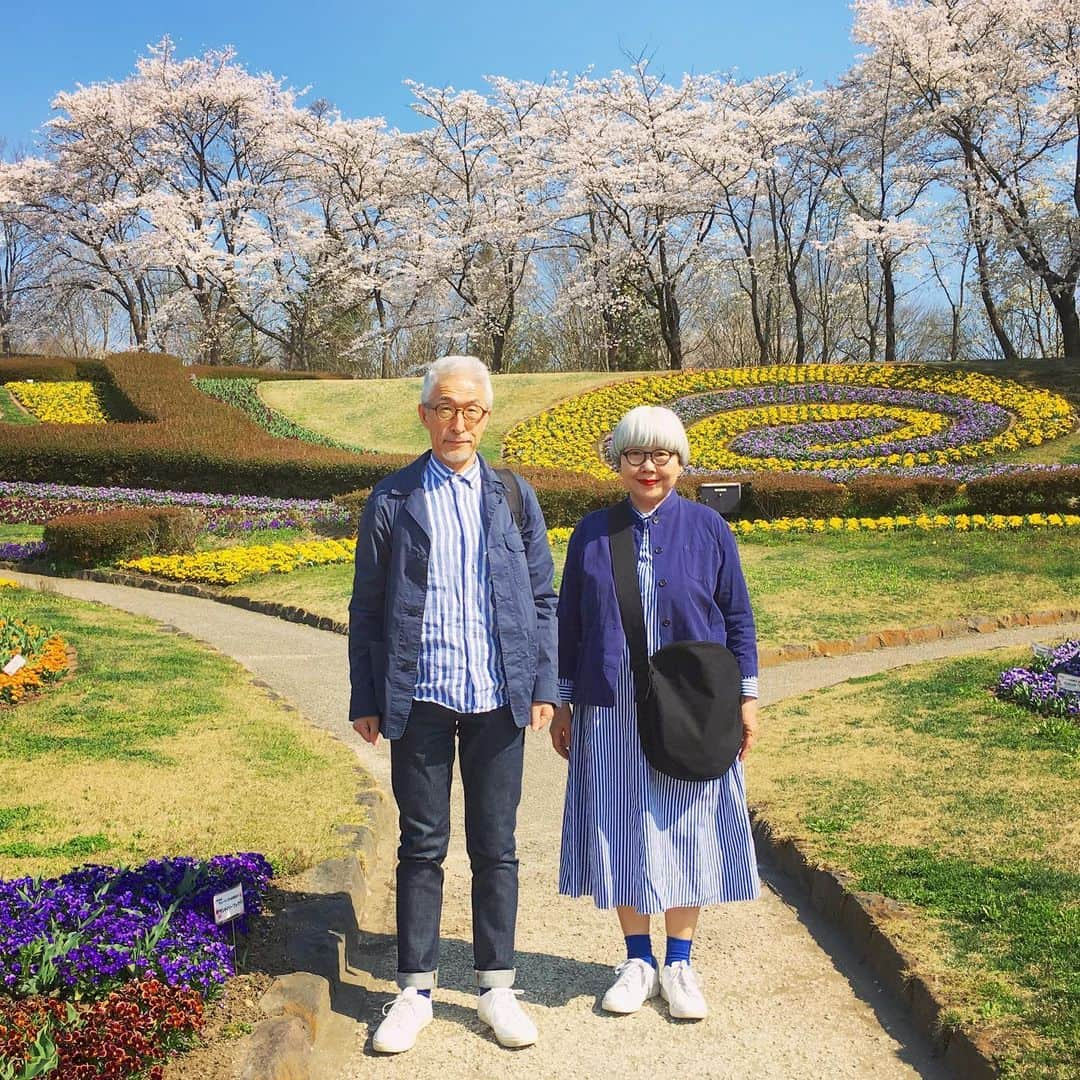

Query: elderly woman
549,405,759,1020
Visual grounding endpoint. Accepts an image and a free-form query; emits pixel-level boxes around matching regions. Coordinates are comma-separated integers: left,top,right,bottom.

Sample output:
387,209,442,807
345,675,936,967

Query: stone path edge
235,784,397,1080
750,815,998,1080
20,563,1080,670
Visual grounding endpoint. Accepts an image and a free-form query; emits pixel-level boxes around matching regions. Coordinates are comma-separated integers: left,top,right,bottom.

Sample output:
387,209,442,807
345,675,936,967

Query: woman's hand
550,704,572,760
738,698,758,761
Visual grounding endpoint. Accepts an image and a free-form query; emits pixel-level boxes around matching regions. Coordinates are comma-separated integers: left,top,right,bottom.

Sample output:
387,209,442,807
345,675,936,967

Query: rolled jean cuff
397,970,437,990
475,967,516,989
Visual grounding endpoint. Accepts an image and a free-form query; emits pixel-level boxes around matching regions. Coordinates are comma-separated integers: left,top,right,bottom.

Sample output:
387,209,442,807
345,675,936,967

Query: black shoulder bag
608,501,744,782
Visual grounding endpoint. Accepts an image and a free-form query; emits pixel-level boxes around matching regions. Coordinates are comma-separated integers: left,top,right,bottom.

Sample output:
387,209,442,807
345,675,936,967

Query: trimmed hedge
963,467,1080,513
0,352,410,499
0,357,107,382
186,365,342,381
845,475,960,515
44,507,206,565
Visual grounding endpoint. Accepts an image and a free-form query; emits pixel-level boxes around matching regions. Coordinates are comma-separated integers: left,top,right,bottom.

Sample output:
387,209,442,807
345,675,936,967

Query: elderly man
349,355,558,1053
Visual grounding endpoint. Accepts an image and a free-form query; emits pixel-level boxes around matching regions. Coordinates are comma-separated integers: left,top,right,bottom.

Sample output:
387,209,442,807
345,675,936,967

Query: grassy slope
257,371,645,460
0,587,367,880
752,648,1079,1077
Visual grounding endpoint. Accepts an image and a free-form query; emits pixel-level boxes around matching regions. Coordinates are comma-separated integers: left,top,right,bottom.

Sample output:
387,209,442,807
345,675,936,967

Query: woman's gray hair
421,355,494,408
609,405,691,467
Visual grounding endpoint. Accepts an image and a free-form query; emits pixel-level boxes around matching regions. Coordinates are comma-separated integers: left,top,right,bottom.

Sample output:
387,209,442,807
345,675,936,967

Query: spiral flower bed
503,365,1075,478
2,381,110,424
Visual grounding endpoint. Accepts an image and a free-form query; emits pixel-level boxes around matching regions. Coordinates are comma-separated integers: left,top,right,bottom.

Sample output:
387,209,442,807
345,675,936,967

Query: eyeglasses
424,402,490,425
621,448,676,467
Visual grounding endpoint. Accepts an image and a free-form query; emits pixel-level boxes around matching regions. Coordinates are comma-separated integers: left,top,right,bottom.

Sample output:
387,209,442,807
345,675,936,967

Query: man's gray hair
421,355,494,408
609,405,691,467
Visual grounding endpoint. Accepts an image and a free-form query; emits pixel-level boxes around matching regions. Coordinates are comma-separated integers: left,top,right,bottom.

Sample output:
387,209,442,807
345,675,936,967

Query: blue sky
3,0,858,150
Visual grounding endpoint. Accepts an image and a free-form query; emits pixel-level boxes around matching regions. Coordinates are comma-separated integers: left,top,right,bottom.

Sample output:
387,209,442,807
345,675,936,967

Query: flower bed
1,978,204,1080
3,381,110,424
0,541,46,562
119,538,358,585
0,608,68,705
0,481,351,534
732,512,1080,537
0,352,407,499
0,854,272,1000
0,853,271,1079
996,640,1080,720
503,364,1075,477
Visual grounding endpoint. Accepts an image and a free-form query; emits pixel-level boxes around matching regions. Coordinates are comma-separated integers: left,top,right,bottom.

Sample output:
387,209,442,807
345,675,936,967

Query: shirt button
658,579,668,587
654,546,663,554
662,618,671,627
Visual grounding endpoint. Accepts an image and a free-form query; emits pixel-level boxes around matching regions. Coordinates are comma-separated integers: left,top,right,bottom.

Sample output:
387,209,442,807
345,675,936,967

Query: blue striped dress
558,508,760,913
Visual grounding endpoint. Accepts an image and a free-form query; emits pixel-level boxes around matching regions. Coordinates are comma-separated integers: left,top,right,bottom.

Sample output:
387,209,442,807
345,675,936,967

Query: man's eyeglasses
424,402,490,425
621,448,676,466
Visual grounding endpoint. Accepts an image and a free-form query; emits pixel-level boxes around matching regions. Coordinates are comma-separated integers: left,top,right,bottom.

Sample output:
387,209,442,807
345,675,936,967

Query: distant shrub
44,507,205,565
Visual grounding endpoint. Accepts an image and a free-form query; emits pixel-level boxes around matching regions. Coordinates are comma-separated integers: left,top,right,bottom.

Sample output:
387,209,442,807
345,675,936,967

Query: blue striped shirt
413,454,508,714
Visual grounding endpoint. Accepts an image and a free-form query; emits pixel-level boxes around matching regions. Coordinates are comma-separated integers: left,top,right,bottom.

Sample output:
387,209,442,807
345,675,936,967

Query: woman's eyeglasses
621,448,675,466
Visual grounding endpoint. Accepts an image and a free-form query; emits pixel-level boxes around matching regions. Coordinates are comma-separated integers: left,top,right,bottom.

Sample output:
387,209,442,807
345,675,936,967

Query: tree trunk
1046,278,1080,362
968,214,1019,361
883,259,897,363
787,268,806,365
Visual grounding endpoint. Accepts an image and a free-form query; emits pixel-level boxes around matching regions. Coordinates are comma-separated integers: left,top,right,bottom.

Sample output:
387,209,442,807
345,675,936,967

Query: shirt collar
631,488,677,523
426,453,482,489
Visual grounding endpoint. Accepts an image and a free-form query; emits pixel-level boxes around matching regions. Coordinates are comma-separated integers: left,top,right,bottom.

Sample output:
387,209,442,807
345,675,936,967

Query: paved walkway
14,572,1079,1079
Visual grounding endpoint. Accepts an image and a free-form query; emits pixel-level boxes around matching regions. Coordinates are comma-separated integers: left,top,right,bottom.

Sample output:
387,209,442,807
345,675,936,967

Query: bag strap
607,502,651,705
495,467,524,532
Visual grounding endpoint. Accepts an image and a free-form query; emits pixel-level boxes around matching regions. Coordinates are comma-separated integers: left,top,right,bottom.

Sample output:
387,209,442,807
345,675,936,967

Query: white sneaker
660,961,708,1020
371,987,433,1053
477,988,538,1048
601,958,660,1013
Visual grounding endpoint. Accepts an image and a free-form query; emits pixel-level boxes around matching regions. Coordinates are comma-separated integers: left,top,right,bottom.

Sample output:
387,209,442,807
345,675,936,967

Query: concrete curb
232,785,396,1080
750,815,999,1079
48,566,1080,669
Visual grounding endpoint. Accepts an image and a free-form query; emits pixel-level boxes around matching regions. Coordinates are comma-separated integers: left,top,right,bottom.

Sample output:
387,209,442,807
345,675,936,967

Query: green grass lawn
224,529,1079,649
0,586,368,880
0,523,44,544
0,386,38,425
751,648,1079,1078
257,371,645,460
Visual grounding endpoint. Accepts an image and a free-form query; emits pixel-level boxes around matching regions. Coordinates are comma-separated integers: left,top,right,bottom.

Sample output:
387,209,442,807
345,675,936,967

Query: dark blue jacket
558,492,758,706
348,452,559,737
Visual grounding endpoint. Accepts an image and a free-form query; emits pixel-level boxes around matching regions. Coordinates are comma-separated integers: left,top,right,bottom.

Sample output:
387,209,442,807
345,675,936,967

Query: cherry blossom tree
854,0,1080,362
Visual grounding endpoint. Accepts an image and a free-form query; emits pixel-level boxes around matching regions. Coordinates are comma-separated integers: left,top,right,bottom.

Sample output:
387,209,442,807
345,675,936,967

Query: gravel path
15,572,1078,1079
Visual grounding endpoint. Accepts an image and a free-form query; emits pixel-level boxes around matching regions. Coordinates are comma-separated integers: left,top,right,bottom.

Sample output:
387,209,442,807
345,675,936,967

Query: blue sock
665,936,692,966
625,934,656,967
478,987,493,996
417,989,431,999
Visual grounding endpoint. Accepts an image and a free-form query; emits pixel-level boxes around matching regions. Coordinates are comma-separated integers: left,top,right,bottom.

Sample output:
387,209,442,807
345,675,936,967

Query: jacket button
654,546,663,554
658,578,667,587
662,618,671,627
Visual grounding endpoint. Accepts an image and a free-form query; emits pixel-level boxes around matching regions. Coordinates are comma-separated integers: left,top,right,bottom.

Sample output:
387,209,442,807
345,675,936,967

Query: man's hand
529,701,554,732
738,698,759,762
549,704,572,760
352,715,381,745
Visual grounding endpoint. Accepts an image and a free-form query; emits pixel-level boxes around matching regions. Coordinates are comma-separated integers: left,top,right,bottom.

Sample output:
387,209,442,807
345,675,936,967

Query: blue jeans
389,699,524,990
